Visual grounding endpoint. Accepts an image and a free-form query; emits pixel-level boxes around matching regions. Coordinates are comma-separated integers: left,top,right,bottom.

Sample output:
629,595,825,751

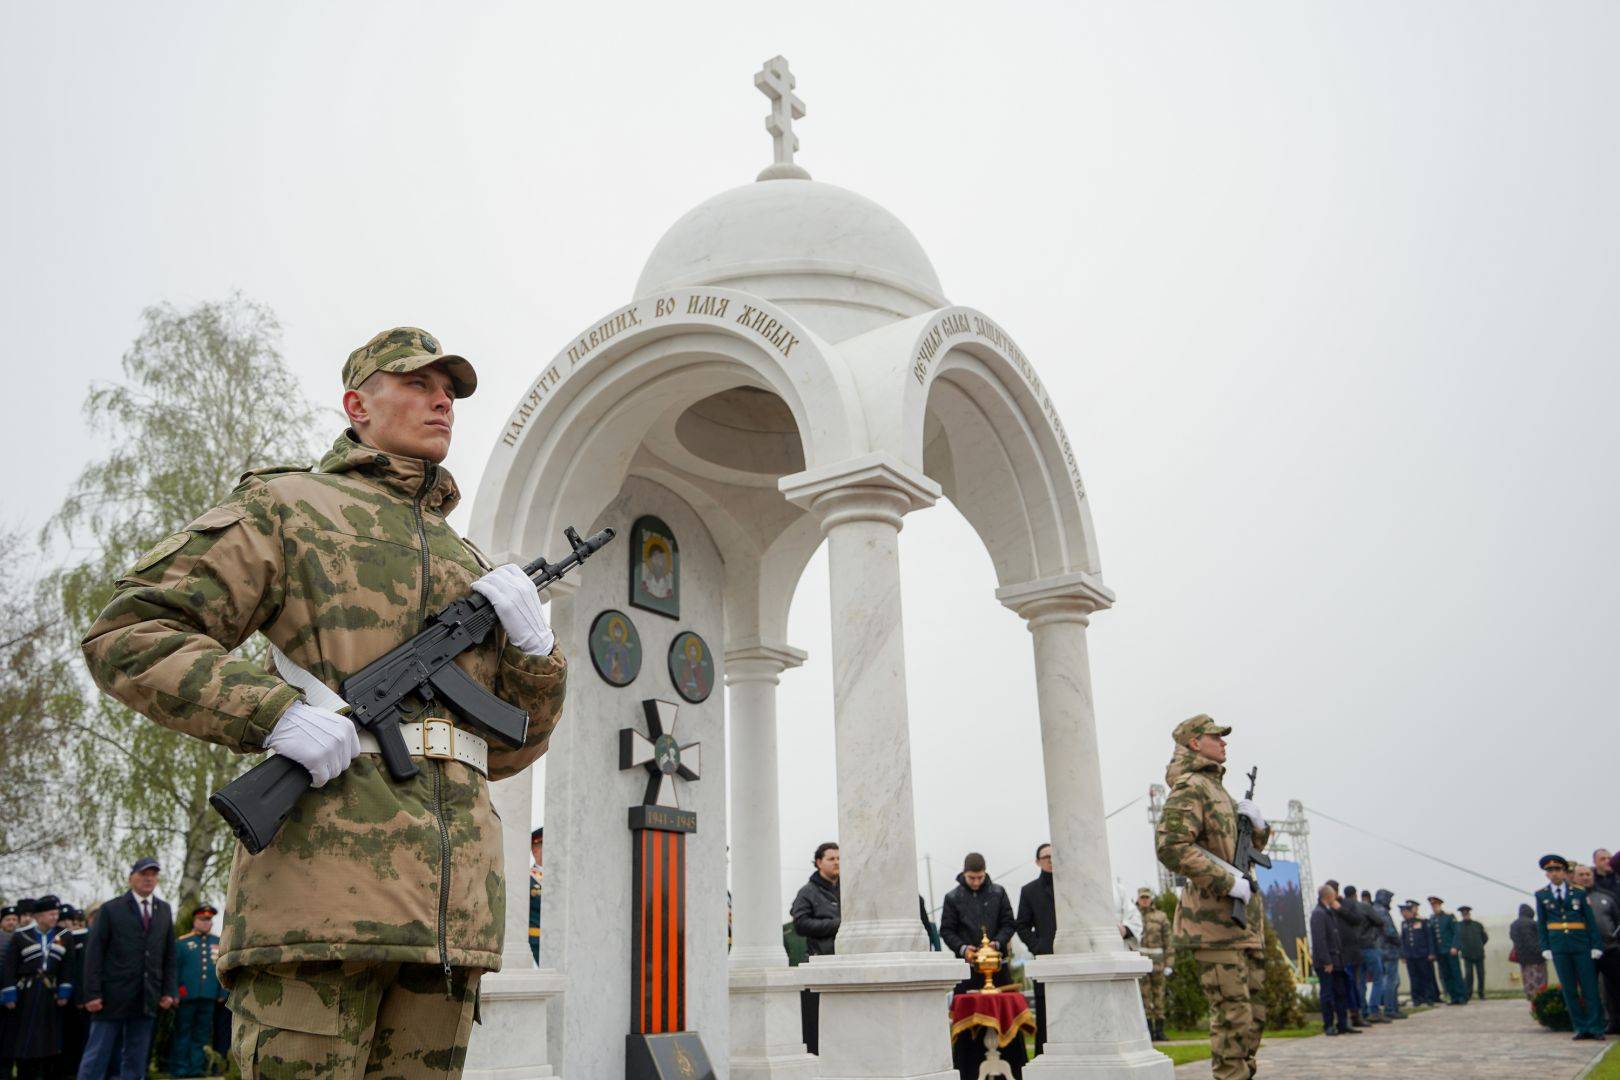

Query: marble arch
465,56,1169,1080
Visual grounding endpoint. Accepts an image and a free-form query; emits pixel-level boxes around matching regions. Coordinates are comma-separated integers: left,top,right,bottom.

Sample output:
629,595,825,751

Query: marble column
726,640,817,1080
997,572,1171,1079
464,582,572,1080
780,455,963,1080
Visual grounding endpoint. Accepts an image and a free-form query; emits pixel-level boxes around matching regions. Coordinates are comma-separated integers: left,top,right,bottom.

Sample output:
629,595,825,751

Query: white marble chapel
464,56,1169,1080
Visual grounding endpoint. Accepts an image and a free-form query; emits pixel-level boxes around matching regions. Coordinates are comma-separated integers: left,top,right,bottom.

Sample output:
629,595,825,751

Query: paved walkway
1172,999,1609,1078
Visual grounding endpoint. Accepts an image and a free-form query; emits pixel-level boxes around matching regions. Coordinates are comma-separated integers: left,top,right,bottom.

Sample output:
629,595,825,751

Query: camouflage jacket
1154,746,1270,951
81,431,567,981
1139,907,1172,970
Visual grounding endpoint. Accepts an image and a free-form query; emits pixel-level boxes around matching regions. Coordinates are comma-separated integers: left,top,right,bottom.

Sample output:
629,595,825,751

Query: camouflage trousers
1139,968,1167,1021
1194,948,1266,1080
229,961,481,1079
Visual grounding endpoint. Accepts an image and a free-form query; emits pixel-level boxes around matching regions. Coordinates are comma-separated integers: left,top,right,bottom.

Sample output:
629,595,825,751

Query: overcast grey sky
5,2,1617,921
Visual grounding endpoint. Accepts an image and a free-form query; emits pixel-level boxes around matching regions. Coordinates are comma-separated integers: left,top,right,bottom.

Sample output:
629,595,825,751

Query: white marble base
729,967,817,1079
463,968,566,1080
801,953,963,1080
1021,954,1171,1079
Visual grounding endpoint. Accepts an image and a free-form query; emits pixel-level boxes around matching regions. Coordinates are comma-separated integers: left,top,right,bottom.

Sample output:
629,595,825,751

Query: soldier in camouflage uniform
82,327,568,1078
1154,715,1271,1080
1135,886,1172,1041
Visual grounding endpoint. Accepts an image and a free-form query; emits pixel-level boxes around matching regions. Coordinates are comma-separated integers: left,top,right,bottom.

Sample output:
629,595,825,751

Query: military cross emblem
619,699,701,809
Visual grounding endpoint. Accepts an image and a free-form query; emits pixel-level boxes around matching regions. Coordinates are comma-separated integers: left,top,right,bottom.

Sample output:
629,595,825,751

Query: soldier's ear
343,388,369,427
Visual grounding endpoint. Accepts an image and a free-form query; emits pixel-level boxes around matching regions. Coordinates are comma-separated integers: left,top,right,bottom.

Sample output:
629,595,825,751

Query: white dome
635,179,947,342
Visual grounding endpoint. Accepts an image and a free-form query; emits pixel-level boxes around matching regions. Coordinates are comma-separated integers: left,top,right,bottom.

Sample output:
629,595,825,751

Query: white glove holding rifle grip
472,564,554,656
264,701,360,788
1236,799,1266,830
1227,876,1252,903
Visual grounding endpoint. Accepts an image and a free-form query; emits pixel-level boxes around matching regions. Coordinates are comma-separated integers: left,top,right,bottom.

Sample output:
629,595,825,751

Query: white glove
1595,949,1605,960
472,564,554,655
265,701,360,787
1228,877,1252,903
1543,950,1554,961
1236,799,1266,830
1163,965,1174,977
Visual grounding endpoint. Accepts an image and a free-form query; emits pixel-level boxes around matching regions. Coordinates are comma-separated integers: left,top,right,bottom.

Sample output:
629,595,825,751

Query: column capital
996,570,1115,624
724,639,809,685
779,453,940,533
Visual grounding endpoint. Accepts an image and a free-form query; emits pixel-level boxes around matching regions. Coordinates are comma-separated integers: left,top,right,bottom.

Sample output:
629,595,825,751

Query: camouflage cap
1136,886,1154,900
343,326,477,399
1171,713,1231,744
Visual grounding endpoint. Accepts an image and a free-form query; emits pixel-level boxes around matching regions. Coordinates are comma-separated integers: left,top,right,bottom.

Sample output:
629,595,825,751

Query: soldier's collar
322,430,461,514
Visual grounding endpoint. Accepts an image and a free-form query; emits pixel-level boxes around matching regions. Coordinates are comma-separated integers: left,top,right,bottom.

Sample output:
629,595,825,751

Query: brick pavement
1171,999,1609,1078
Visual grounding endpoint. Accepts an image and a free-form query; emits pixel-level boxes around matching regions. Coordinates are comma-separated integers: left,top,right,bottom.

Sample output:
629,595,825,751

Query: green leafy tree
45,295,324,914
0,527,86,896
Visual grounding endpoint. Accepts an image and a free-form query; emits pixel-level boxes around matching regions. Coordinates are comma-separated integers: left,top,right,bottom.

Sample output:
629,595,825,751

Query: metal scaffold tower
1265,799,1314,903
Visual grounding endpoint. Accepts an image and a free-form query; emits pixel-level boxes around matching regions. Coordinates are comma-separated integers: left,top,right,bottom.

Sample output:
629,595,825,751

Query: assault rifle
1229,766,1271,929
210,525,615,855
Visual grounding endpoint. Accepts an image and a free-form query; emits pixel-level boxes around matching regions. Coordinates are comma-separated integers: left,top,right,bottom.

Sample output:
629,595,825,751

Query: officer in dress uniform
168,904,222,1077
1427,896,1466,1004
1397,901,1439,1005
1536,854,1607,1041
1,895,71,1079
529,828,543,964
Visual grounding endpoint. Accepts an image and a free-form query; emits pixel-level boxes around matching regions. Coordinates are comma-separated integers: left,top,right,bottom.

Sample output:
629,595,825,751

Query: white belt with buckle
358,720,488,777
271,643,489,777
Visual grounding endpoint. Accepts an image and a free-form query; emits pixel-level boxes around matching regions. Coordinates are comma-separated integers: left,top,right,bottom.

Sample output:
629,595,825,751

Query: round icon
667,631,714,704
588,609,643,687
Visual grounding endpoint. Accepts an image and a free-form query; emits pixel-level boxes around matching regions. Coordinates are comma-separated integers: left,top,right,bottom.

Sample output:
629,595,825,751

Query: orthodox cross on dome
620,699,701,809
754,55,811,182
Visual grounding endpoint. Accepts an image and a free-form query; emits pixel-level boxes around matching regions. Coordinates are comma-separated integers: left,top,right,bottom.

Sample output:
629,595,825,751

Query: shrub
1533,986,1572,1031
1151,892,1305,1031
1259,923,1306,1030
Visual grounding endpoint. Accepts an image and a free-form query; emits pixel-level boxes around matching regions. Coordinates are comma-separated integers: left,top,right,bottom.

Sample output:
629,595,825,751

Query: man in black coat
1309,885,1359,1036
941,853,1020,1078
940,853,1016,992
789,842,840,1054
77,858,177,1080
1323,879,1370,1025
1015,842,1056,1053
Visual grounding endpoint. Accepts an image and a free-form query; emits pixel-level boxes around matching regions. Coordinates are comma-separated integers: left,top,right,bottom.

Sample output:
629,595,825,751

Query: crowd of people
1,858,226,1079
1308,883,1486,1032
1303,848,1620,1048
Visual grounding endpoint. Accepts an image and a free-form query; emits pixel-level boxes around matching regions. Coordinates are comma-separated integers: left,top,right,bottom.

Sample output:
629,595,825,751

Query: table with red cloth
950,988,1035,1077
949,988,1036,1048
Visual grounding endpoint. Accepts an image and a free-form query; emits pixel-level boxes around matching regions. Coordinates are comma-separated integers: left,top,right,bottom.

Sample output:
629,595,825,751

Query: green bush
1258,923,1305,1030
1151,892,1305,1032
1532,986,1573,1031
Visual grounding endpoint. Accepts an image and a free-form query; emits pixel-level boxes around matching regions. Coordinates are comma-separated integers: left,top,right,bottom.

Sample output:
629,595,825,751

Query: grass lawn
1588,1041,1620,1079
1160,1043,1213,1066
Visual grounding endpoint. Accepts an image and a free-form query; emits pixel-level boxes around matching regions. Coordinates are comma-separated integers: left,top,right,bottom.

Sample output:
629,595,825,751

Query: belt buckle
423,719,456,762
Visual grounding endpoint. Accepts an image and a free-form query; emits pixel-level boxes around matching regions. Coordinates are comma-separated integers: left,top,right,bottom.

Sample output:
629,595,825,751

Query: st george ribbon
619,698,714,1079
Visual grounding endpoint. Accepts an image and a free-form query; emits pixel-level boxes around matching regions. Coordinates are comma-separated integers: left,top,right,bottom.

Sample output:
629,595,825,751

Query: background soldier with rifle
1154,715,1271,1080
80,327,583,1078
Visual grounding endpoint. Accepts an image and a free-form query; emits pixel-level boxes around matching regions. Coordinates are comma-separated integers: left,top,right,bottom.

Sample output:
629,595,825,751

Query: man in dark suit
1015,842,1056,1053
77,857,177,1079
